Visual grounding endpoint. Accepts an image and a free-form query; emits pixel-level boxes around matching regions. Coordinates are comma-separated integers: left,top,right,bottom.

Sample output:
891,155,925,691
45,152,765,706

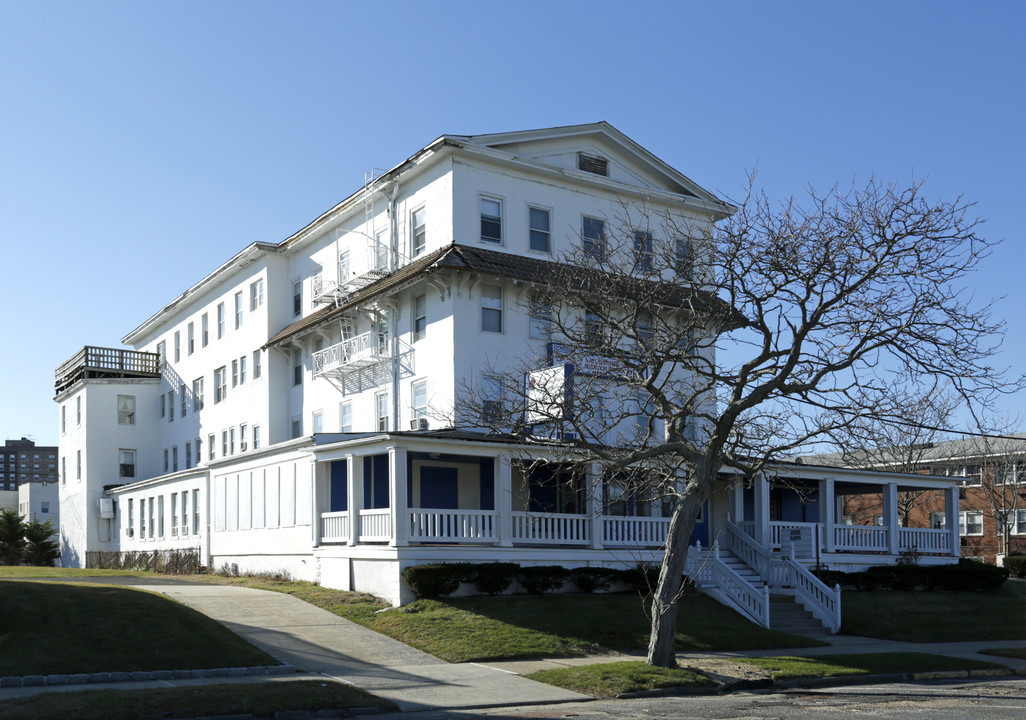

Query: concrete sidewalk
133,582,589,712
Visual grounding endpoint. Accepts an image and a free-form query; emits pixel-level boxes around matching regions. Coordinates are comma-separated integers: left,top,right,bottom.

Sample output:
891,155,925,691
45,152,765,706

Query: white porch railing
320,511,350,543
834,525,888,551
774,553,842,633
358,509,392,542
898,527,951,554
408,509,498,543
511,512,590,545
685,544,771,628
603,516,670,547
771,522,821,549
724,520,772,579
312,332,391,377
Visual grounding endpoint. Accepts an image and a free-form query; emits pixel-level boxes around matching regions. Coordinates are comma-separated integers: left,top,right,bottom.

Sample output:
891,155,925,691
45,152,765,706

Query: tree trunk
646,485,705,668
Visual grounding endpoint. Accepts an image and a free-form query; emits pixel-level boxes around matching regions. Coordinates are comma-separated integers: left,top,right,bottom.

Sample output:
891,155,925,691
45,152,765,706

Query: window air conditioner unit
98,498,115,519
410,418,429,431
127,528,134,538
171,527,178,536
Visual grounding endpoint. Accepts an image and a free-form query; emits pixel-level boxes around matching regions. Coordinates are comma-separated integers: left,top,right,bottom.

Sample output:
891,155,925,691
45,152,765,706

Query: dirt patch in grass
737,652,1005,680
527,660,718,697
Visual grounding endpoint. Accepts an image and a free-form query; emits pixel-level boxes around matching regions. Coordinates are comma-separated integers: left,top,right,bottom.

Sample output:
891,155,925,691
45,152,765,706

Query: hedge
1004,554,1026,578
815,559,1008,591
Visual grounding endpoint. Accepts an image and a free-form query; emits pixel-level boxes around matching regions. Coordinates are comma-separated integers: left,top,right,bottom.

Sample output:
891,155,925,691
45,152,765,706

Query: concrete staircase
769,593,830,638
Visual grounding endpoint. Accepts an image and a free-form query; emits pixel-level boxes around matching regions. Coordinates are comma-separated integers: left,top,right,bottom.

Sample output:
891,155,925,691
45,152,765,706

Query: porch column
347,454,362,547
496,456,513,548
753,473,771,549
589,462,604,549
312,462,323,547
730,482,744,524
884,482,899,555
945,485,960,557
821,477,835,552
389,446,408,547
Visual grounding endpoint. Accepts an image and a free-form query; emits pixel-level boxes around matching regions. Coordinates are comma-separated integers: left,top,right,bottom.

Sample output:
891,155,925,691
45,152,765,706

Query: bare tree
460,177,1013,668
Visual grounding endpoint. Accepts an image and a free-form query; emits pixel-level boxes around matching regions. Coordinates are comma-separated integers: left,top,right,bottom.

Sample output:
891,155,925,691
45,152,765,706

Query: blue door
420,466,459,509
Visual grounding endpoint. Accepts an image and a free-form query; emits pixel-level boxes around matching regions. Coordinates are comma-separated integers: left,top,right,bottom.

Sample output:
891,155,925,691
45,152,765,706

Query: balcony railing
408,509,497,543
320,511,350,543
313,332,391,377
55,346,161,394
603,516,671,547
511,512,590,545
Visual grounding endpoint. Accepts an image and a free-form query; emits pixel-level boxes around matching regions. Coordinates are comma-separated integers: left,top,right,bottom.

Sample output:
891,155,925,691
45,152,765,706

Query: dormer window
577,152,608,177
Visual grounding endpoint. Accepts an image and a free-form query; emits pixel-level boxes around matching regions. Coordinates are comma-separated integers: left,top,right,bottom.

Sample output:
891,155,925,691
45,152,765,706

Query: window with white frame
481,285,502,333
193,377,204,411
163,448,168,473
76,396,81,426
214,367,226,403
180,383,187,417
582,216,606,260
174,330,181,362
201,313,209,347
375,228,389,271
127,499,133,536
185,442,192,469
61,405,66,434
156,340,166,363
480,197,502,244
119,449,136,479
960,511,984,536
675,237,694,278
293,350,303,386
633,231,654,273
1009,509,1026,535
376,392,390,432
187,322,195,355
253,425,261,450
148,497,155,539
312,411,322,434
192,489,200,534
171,493,179,534
253,350,262,379
413,294,427,342
217,302,225,339
234,291,243,329
931,511,946,529
291,417,302,439
172,446,179,472
412,379,427,420
240,355,247,384
181,490,189,534
158,496,165,537
528,290,551,340
240,423,248,451
168,390,174,422
411,207,427,257
338,251,350,283
340,402,352,433
195,437,202,463
207,433,215,461
117,395,135,425
229,427,236,455
528,206,550,253
61,457,66,485
232,359,239,387
250,278,264,310
292,279,302,317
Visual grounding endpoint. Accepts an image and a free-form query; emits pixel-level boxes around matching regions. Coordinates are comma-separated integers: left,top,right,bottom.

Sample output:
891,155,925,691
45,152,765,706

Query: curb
0,664,296,689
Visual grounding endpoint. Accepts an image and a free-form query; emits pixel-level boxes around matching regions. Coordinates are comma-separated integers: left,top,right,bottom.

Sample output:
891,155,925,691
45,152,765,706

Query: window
250,278,264,310
291,417,302,439
232,359,239,387
633,231,654,273
61,405,66,434
960,511,984,536
240,424,248,451
293,350,303,386
174,331,181,362
221,430,228,456
528,206,550,253
1010,509,1026,535
185,442,192,469
376,392,390,431
217,302,225,339
193,377,204,411
582,217,606,260
577,152,608,176
195,438,202,464
187,322,195,355
292,280,302,317
172,446,179,472
253,350,262,379
207,434,215,461
528,290,551,340
411,207,426,257
201,313,209,347
675,237,694,277
168,391,174,422
214,367,227,403
119,449,136,479
171,494,178,535
240,356,247,384
180,383,187,417
413,294,427,342
234,291,243,329
253,425,261,450
140,498,146,537
76,396,81,426
181,491,188,533
192,489,200,534
412,380,427,420
375,228,389,271
117,395,135,425
481,285,502,333
156,341,166,363
61,457,66,485
340,403,352,432
158,496,164,537
480,197,502,244
160,394,166,418
584,310,604,347
163,448,168,473
127,499,133,534
148,498,155,539
312,411,322,434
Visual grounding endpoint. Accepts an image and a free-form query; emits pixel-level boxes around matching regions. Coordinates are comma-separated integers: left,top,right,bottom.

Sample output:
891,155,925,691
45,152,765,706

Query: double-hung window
528,206,550,253
481,285,502,333
376,392,390,432
172,446,179,472
253,425,261,449
185,443,192,469
234,291,243,329
250,278,264,310
180,383,187,417
232,359,239,387
168,391,174,422
187,322,195,355
293,350,303,386
582,217,606,260
174,331,181,362
480,197,502,244
675,237,694,278
201,313,209,346
340,403,352,433
633,231,654,273
413,294,427,342
217,303,225,339
119,449,136,479
528,290,551,340
960,511,984,536
240,356,247,384
412,380,427,421
193,377,204,411
253,350,262,379
208,433,215,461
292,280,302,317
214,367,227,403
411,208,426,257
117,395,135,425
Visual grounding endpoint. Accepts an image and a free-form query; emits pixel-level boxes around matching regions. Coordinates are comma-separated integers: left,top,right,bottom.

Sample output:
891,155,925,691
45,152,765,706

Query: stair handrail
724,518,772,581
685,541,771,628
779,548,842,633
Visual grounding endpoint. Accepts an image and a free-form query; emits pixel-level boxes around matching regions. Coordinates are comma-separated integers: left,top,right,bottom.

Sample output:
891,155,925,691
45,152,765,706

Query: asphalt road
364,677,1026,720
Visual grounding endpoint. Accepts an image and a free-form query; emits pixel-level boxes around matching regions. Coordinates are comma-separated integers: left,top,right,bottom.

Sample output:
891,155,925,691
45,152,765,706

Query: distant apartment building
1,438,57,490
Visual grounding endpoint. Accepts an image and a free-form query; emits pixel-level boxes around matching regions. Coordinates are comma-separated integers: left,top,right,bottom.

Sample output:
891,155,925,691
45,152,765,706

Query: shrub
1004,555,1026,578
569,566,619,593
619,564,660,595
403,563,471,599
835,560,1007,592
517,565,569,594
470,562,520,595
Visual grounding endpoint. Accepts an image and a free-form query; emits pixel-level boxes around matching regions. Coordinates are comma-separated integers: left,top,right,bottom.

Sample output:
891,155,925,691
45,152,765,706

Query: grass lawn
0,581,276,675
526,661,717,697
842,580,1026,642
980,647,1026,660
182,575,823,662
737,652,1004,680
0,567,157,579
0,680,394,720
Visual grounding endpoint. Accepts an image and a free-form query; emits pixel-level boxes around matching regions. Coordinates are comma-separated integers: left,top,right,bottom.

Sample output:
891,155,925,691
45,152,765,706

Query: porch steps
769,593,830,637
718,553,766,589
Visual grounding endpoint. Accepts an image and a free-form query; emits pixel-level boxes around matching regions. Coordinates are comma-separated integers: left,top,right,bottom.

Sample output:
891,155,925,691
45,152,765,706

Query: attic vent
577,152,608,177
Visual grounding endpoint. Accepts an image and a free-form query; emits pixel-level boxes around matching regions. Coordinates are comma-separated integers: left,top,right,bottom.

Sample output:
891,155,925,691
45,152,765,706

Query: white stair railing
685,541,771,628
724,518,772,580
775,548,842,633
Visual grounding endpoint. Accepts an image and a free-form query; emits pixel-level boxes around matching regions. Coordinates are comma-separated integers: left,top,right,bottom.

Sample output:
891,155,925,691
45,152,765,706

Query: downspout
387,181,401,432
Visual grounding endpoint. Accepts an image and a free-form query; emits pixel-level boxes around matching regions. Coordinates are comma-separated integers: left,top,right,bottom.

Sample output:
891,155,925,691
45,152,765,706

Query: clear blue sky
1,1,1023,446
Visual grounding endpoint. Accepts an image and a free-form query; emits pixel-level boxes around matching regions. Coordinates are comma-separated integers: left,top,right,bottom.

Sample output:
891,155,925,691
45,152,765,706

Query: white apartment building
55,124,959,625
